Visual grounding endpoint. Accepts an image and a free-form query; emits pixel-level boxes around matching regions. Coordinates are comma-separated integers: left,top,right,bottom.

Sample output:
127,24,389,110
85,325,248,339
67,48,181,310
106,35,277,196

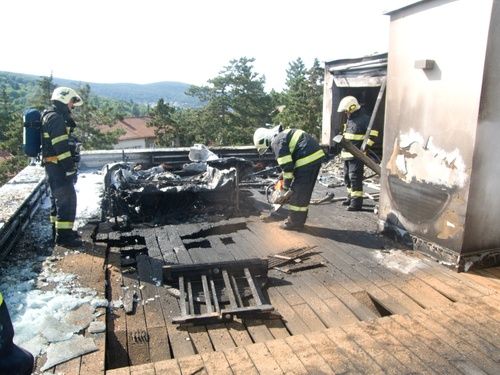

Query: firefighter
337,96,378,211
253,125,326,230
0,291,34,375
42,87,83,247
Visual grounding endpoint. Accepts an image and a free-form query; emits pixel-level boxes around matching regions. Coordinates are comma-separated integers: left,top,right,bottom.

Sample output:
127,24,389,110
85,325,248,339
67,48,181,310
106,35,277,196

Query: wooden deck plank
293,272,360,326
459,270,500,294
360,318,436,374
288,280,349,329
106,367,131,375
412,311,500,374
379,283,424,312
80,309,107,375
163,225,194,265
441,307,500,357
325,326,386,375
429,308,500,362
304,268,379,321
154,359,182,374
305,331,362,374
411,268,468,301
135,254,172,363
265,339,308,375
122,264,151,366
398,277,454,308
393,314,491,375
225,320,254,347
107,249,130,370
245,318,276,342
266,287,310,335
129,362,155,375
177,354,207,375
186,325,215,354
339,322,412,375
205,323,236,352
245,342,284,375
223,347,259,375
285,334,335,374
420,259,494,296
291,303,328,332
201,351,232,375
377,316,469,374
475,297,500,322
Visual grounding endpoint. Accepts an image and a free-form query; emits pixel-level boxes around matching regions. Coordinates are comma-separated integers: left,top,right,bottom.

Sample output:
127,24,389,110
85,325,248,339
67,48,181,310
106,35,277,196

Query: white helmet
337,96,360,113
253,125,282,155
51,87,83,106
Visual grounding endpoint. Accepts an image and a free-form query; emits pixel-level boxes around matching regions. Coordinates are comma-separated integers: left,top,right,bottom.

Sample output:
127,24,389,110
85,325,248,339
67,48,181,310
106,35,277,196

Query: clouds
0,0,398,91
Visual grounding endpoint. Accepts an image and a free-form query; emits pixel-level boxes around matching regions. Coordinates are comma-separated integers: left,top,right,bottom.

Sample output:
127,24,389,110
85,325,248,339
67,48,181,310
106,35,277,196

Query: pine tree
186,57,272,146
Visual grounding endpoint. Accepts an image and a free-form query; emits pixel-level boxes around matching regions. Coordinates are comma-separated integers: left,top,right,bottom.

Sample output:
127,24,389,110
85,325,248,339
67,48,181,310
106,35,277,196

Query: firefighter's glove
271,188,293,205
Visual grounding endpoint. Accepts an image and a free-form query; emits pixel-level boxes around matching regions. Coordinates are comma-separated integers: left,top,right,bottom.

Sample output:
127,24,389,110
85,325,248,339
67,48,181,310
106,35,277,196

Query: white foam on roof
0,170,105,359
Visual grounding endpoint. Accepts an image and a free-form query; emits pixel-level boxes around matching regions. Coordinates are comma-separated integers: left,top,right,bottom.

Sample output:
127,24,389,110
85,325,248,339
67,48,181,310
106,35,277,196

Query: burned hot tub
103,157,254,224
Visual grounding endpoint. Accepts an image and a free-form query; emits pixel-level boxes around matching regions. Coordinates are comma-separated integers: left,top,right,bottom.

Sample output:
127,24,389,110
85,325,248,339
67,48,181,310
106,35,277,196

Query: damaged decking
46,184,500,375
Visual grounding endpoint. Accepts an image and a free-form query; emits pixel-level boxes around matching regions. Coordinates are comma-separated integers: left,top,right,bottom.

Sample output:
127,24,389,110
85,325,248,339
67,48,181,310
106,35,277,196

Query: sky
0,0,403,92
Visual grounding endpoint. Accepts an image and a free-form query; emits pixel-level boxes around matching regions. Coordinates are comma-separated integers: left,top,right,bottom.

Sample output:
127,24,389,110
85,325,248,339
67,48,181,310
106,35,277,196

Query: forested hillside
0,57,324,185
0,71,200,108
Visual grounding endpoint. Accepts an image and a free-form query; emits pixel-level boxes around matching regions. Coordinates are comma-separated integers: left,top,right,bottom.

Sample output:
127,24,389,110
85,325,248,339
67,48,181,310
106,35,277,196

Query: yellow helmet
51,87,83,106
253,125,282,155
337,96,360,113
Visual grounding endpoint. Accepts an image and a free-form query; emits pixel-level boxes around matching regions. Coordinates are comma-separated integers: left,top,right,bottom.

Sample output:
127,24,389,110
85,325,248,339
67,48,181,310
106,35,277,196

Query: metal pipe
333,135,381,175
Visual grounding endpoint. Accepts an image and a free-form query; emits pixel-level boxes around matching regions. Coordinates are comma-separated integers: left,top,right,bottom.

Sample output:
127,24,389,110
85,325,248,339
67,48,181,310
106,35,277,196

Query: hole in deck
181,222,248,240
352,291,393,317
220,236,235,245
183,239,212,250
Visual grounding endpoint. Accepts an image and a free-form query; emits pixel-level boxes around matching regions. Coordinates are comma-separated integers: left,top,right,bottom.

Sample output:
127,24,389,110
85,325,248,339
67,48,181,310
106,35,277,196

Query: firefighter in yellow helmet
253,125,326,230
42,87,83,247
337,96,378,211
0,291,34,374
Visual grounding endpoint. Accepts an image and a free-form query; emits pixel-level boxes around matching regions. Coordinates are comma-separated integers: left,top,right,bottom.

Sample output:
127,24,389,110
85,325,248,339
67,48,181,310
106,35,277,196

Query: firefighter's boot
56,230,83,248
347,197,363,211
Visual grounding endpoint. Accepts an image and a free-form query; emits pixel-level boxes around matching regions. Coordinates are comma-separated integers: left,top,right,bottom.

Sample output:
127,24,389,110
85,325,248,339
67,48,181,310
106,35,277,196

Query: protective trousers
45,163,77,240
344,158,364,208
0,293,34,375
286,163,321,226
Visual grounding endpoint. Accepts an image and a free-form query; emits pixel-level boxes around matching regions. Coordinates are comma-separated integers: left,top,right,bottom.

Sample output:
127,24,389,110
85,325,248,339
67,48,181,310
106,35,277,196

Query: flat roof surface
36,181,500,374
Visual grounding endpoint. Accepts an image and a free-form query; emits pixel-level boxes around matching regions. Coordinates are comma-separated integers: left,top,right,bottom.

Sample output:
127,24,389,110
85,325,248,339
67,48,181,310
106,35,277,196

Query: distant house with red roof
102,117,157,149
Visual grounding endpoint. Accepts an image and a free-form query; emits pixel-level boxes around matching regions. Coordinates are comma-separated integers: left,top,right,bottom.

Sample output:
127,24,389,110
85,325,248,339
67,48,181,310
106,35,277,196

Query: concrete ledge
0,165,48,259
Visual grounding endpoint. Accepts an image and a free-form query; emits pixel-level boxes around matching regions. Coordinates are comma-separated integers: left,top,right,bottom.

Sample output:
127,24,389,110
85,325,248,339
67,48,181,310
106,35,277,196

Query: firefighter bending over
42,87,83,247
253,125,326,230
337,96,378,211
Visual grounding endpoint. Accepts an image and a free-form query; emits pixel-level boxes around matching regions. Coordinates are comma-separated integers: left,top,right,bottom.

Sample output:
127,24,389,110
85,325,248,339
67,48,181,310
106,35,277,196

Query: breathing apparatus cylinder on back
22,108,42,157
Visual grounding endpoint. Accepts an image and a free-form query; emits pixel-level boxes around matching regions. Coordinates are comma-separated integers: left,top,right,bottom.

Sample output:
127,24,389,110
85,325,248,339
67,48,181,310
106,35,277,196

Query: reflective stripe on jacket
271,128,325,189
41,101,76,174
340,108,377,160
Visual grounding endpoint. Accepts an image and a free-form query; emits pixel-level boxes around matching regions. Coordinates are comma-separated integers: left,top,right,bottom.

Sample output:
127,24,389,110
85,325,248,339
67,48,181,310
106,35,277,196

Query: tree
148,98,177,146
72,84,124,150
185,57,272,146
29,75,57,109
273,58,324,138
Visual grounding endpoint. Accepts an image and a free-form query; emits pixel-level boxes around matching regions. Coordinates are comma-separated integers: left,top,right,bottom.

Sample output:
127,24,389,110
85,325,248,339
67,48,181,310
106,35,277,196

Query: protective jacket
340,108,378,160
271,129,325,226
340,107,378,209
42,101,77,177
271,129,325,189
42,101,79,241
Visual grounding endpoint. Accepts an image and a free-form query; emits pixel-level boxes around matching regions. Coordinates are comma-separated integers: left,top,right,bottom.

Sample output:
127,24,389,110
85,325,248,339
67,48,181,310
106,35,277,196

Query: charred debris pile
102,151,281,225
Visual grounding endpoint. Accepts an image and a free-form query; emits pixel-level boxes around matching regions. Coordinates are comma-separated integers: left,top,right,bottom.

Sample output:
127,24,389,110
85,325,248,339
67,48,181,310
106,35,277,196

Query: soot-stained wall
380,0,497,264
